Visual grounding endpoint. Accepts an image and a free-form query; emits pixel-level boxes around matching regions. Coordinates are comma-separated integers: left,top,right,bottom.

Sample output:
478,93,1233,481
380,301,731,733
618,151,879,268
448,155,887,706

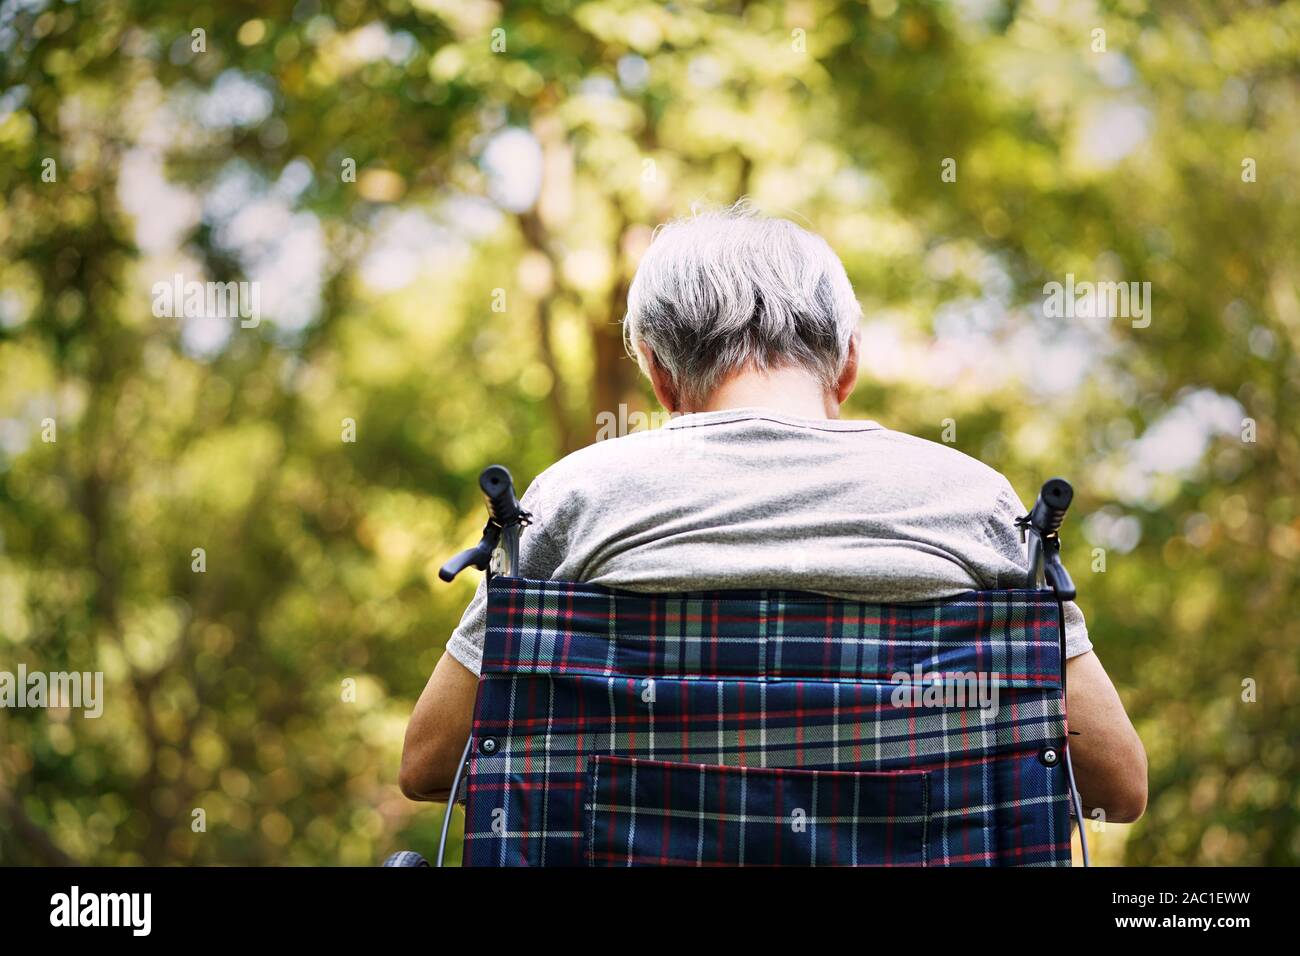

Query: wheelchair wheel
382,850,430,867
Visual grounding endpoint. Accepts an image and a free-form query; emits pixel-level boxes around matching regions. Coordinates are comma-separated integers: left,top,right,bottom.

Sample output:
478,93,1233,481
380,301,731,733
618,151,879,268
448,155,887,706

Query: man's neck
693,367,840,419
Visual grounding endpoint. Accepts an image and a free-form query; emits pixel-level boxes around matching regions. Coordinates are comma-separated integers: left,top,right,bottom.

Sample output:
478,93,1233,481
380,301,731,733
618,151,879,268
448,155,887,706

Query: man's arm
399,652,478,801
1064,649,1148,823
400,475,563,801
984,478,1146,822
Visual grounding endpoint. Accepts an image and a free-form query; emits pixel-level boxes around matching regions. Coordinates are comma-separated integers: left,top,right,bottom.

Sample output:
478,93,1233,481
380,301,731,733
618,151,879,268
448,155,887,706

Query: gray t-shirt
446,407,1091,674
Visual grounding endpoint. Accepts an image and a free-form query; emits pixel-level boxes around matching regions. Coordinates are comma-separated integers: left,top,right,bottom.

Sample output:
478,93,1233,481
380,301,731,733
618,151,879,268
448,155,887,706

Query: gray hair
623,204,861,408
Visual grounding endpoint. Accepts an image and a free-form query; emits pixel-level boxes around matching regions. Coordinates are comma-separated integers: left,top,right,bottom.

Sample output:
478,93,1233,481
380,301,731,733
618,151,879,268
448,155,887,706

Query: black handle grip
1044,560,1077,602
1028,478,1073,536
437,467,527,584
438,542,492,583
480,465,523,525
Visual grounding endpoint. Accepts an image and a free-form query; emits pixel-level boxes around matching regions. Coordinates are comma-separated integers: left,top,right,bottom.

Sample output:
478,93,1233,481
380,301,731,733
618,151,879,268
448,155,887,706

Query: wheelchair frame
424,465,1090,867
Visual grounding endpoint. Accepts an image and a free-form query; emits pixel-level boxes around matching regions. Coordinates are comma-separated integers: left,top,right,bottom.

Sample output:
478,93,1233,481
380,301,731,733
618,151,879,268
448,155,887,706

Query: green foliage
1,0,1296,864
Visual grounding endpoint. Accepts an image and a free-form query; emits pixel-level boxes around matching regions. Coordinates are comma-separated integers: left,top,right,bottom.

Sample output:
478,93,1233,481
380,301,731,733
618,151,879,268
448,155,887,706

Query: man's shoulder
527,428,673,496
530,420,1014,499
867,426,1012,484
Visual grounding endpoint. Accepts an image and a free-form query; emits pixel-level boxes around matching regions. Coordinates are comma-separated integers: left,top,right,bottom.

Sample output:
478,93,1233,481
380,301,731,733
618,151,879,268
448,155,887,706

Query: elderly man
401,206,1148,824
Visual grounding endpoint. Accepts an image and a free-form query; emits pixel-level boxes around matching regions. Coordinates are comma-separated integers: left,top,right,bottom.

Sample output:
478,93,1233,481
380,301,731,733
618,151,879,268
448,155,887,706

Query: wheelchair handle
1027,477,1073,536
1019,478,1077,601
480,465,525,526
438,466,531,582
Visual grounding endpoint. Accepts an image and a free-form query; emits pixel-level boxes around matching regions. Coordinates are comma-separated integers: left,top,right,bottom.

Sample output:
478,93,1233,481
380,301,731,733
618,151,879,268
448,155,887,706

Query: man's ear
835,329,860,404
639,344,680,413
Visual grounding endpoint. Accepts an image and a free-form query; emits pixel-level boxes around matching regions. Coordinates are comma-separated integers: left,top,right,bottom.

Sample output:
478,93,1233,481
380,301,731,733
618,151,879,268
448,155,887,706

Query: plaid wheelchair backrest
463,577,1073,867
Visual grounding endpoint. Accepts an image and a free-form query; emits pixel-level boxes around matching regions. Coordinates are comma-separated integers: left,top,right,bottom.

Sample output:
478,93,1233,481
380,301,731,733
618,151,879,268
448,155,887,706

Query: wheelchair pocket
584,755,930,867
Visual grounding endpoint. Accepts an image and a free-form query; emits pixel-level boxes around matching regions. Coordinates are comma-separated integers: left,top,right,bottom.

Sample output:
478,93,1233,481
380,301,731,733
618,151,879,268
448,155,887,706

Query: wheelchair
385,466,1088,867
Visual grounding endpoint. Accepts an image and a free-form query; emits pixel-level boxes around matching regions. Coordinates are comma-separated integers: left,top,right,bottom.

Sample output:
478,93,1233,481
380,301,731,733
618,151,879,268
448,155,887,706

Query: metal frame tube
435,734,474,867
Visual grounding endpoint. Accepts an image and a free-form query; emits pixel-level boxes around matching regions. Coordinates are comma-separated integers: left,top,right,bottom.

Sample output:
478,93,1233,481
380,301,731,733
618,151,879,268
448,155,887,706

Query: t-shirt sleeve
444,474,565,676
985,478,1093,659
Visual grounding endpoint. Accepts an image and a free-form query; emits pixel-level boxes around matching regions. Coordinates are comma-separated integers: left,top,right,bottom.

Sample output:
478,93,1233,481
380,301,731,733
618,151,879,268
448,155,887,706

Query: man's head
624,203,862,414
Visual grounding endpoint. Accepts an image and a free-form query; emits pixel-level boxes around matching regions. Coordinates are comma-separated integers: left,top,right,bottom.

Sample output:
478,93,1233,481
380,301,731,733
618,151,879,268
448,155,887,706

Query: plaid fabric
463,577,1072,867
586,756,930,867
